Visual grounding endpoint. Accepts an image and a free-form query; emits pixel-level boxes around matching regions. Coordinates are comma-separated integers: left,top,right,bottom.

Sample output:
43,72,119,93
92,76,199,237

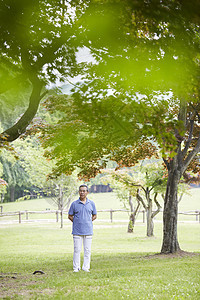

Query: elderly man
68,184,97,272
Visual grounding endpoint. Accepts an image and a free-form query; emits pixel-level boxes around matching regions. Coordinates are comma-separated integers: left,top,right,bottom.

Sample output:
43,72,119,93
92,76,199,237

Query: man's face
79,187,88,200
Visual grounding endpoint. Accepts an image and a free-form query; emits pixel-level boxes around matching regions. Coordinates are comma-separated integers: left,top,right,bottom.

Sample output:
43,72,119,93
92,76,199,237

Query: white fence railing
0,208,200,224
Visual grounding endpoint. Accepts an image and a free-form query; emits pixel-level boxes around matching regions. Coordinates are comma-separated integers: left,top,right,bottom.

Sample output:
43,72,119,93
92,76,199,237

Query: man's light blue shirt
68,198,97,235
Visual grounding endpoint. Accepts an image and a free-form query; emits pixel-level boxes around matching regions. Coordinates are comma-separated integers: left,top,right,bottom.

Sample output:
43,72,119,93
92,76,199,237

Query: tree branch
135,199,141,216
178,193,183,203
163,157,170,170
152,192,162,218
0,79,44,143
182,131,200,174
113,174,146,194
182,119,194,157
149,178,162,192
128,193,134,212
136,188,147,210
189,103,200,122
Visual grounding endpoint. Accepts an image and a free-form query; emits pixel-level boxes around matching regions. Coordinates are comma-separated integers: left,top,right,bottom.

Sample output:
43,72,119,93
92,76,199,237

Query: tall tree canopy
42,0,200,253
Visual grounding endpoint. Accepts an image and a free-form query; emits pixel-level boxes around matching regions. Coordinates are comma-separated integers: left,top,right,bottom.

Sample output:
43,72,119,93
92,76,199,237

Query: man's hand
68,214,73,222
92,214,97,221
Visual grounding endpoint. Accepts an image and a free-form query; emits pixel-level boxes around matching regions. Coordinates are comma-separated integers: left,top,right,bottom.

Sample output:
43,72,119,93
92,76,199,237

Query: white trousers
73,235,92,271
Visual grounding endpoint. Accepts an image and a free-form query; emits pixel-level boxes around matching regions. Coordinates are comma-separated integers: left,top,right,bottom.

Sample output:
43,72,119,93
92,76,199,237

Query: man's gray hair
79,184,89,192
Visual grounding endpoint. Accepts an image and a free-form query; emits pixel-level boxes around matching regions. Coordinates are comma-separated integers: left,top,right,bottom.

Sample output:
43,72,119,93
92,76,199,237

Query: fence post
110,209,113,223
19,212,22,224
0,206,3,214
25,210,29,220
195,210,200,223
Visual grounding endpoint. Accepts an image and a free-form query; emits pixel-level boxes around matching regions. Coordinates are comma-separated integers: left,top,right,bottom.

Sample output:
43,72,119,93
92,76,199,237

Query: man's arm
68,214,74,222
92,214,97,221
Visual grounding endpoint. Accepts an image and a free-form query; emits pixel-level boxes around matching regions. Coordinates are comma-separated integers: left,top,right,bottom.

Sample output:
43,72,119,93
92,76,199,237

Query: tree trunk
128,213,135,233
1,193,5,203
144,187,154,237
59,184,64,229
128,194,134,233
127,194,140,233
60,210,63,229
161,168,181,253
10,185,15,202
146,198,154,237
127,202,140,233
0,79,44,142
161,100,200,253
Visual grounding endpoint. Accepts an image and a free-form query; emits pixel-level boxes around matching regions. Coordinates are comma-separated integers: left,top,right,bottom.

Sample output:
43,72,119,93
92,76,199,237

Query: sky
47,47,95,93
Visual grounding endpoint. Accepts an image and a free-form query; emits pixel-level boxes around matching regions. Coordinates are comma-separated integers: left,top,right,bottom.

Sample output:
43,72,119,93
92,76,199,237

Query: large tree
41,1,200,253
0,0,90,143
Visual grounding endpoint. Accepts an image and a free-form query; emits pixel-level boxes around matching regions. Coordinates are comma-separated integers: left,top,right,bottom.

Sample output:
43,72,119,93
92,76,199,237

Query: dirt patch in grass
143,250,200,259
0,273,55,299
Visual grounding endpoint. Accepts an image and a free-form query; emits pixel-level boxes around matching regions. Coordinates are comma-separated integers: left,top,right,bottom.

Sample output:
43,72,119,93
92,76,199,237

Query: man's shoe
82,268,90,272
73,269,79,273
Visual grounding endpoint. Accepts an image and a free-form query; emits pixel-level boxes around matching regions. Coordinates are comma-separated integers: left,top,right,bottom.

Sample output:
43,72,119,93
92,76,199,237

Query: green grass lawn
0,190,199,299
0,221,199,299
